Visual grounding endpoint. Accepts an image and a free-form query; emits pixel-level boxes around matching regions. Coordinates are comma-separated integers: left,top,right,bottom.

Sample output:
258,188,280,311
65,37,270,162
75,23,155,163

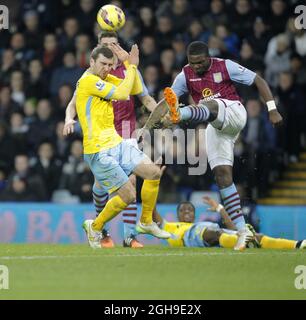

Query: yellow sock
260,236,297,249
219,233,238,248
140,179,160,224
92,195,127,231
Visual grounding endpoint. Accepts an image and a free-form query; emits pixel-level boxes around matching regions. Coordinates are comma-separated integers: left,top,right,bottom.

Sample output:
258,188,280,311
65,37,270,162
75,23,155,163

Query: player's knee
129,174,136,187
147,166,161,180
203,100,219,119
203,229,221,246
119,185,136,204
214,166,233,188
123,190,136,204
129,194,137,204
127,186,137,202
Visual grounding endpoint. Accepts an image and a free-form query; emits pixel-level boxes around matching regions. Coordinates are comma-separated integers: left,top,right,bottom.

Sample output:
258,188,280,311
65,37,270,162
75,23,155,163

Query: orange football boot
123,236,144,248
100,229,115,248
163,87,181,123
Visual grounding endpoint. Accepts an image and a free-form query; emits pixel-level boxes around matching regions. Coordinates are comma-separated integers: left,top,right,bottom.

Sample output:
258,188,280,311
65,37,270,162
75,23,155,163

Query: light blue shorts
84,139,146,194
183,222,221,247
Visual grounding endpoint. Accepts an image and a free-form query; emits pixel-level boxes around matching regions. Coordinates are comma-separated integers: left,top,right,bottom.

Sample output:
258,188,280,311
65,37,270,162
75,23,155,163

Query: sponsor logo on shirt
201,88,221,101
202,88,213,98
95,80,105,91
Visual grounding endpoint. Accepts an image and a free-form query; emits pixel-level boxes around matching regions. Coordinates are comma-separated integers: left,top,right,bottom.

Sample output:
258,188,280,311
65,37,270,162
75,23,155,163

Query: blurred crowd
0,0,306,203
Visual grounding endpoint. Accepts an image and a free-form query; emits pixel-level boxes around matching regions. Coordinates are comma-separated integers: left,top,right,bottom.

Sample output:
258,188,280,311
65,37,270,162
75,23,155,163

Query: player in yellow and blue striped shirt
76,45,171,248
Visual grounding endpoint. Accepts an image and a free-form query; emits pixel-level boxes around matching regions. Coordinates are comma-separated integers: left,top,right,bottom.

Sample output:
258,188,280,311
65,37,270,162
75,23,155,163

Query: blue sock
180,105,210,122
122,201,138,239
219,183,246,230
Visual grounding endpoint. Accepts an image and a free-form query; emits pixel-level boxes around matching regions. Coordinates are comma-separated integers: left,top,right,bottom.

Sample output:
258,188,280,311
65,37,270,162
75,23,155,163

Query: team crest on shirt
95,80,105,91
213,72,223,83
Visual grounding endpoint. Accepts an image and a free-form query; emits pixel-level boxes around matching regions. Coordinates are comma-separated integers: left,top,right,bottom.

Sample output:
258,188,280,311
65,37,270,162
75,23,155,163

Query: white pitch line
0,251,302,260
0,252,255,260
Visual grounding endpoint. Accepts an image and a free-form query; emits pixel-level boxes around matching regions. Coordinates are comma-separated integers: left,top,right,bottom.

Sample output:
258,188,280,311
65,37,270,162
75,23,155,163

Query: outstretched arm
253,75,283,127
203,196,237,230
225,60,283,127
63,95,77,136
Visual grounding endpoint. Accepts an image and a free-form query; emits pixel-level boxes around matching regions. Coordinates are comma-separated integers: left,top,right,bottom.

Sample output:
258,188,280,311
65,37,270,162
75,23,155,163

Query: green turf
0,244,306,300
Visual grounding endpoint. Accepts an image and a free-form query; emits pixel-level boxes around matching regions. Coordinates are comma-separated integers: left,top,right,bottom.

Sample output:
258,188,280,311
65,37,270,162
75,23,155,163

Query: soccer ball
97,4,126,31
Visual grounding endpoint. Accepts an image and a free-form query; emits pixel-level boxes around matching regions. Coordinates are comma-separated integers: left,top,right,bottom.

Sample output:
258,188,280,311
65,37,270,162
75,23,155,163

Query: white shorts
206,99,247,170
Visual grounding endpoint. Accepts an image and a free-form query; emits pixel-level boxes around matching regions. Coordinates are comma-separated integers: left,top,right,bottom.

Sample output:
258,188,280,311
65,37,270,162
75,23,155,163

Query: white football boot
234,227,255,251
136,221,171,239
82,219,102,249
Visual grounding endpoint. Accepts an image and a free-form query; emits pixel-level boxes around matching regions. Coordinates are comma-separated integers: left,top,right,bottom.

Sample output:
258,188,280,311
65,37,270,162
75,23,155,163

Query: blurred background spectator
3,154,47,201
32,141,62,199
59,139,93,202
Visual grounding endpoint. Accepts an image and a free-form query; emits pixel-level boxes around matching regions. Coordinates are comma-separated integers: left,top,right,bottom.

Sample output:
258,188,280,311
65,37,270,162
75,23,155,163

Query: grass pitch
0,244,306,300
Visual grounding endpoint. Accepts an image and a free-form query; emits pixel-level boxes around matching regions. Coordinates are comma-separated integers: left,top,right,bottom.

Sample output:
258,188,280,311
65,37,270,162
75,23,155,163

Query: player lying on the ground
153,196,306,250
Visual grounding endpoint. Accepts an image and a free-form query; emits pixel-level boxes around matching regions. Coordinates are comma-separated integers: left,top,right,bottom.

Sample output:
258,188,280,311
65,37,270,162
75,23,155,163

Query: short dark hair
98,31,118,43
91,46,113,61
176,201,195,216
187,41,209,56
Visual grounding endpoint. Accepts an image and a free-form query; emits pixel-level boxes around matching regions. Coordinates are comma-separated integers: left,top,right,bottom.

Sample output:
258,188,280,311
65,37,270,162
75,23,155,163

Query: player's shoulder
79,72,107,91
78,71,99,85
211,57,227,65
82,71,100,81
212,58,240,72
105,73,120,82
224,59,248,71
212,57,225,62
182,63,192,73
